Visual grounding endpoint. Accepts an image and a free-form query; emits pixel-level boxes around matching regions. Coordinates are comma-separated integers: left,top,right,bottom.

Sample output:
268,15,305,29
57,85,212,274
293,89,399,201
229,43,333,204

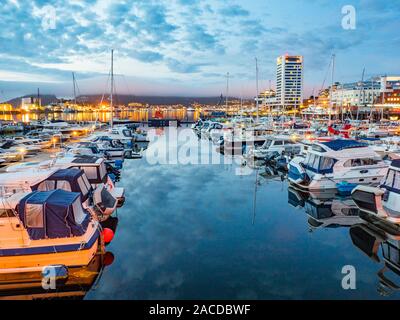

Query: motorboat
218,126,271,156
352,159,400,226
12,136,52,149
288,139,388,191
83,136,137,159
0,140,41,155
66,142,125,160
107,126,148,143
0,148,24,163
41,120,90,137
0,168,118,221
0,189,100,271
6,156,125,208
245,135,303,160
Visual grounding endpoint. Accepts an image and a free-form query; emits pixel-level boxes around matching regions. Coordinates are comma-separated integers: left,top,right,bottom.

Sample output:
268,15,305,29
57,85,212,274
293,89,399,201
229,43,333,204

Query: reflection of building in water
350,221,400,297
0,252,113,300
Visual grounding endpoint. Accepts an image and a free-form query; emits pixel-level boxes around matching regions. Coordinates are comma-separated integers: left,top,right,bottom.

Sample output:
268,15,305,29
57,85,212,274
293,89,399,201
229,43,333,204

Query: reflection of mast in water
252,168,258,225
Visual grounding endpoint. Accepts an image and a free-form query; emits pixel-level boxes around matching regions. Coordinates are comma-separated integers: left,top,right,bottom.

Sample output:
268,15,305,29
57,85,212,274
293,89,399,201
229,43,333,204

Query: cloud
219,4,249,17
166,58,208,73
0,0,398,98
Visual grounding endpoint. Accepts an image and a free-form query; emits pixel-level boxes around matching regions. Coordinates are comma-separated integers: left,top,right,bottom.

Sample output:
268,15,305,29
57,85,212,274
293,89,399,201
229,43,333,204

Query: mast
110,49,114,128
255,57,259,123
72,72,77,106
225,72,229,110
357,68,365,121
329,54,335,123
37,88,41,110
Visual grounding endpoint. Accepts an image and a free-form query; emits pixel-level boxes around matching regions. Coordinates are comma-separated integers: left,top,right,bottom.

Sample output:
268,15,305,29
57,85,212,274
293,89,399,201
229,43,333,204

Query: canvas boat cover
321,139,368,151
32,168,92,202
71,156,100,164
16,189,90,240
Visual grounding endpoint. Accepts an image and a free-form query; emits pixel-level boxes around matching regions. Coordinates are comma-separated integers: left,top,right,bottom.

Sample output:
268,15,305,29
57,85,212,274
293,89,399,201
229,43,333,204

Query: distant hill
76,94,237,106
6,94,242,107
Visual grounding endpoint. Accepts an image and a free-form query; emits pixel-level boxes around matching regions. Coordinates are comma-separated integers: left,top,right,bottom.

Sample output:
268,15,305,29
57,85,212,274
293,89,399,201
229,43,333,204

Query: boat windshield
382,169,400,192
263,140,273,149
304,153,335,174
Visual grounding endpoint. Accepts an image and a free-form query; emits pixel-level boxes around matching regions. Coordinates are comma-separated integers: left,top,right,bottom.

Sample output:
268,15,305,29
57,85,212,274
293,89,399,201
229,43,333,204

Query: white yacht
41,120,90,137
0,140,41,155
66,142,126,160
245,135,303,160
288,139,388,191
219,126,271,156
352,159,400,225
0,148,24,163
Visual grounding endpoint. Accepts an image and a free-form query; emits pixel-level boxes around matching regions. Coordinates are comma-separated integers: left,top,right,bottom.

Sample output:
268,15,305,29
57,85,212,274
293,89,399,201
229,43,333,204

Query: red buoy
103,252,115,267
102,228,114,244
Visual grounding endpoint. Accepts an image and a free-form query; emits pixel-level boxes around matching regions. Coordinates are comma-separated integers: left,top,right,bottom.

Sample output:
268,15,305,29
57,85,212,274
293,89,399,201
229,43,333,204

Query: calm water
86,128,400,300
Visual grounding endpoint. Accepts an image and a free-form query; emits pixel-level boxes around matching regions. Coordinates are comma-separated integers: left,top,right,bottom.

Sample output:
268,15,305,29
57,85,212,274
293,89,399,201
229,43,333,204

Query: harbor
1,0,400,306
1,114,400,299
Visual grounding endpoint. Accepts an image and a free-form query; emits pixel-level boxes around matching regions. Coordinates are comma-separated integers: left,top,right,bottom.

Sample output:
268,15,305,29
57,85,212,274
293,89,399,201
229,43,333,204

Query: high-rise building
276,55,303,110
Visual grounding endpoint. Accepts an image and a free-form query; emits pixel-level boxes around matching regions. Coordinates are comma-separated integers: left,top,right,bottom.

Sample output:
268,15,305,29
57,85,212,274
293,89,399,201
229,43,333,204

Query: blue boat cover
16,189,90,240
391,159,400,169
321,139,368,151
32,168,90,201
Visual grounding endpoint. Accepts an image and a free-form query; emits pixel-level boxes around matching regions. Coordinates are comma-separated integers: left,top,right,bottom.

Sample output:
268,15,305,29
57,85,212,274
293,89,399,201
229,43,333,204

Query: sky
0,0,399,101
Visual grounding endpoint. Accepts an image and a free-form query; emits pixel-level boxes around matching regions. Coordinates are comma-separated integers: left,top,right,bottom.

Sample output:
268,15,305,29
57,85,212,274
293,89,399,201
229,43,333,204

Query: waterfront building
0,103,13,113
331,76,400,108
21,97,42,112
255,89,279,111
276,55,304,111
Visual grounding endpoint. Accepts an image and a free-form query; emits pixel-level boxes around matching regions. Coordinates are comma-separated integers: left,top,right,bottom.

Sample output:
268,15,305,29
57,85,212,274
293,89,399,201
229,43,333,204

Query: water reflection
288,183,400,298
288,187,362,231
350,223,400,297
0,110,199,123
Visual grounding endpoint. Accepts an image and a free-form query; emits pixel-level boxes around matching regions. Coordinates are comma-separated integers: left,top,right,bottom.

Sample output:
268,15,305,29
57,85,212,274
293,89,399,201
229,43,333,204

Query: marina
1,0,399,306
1,115,400,299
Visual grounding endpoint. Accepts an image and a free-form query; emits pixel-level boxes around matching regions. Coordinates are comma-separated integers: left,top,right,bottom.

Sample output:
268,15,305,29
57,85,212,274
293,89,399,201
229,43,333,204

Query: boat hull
0,229,100,270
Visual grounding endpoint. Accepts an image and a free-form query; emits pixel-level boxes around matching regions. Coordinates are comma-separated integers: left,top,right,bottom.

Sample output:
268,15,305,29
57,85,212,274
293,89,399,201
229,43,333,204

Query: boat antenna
110,49,114,129
72,72,77,106
329,54,335,124
357,67,365,121
255,57,259,123
225,72,229,110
